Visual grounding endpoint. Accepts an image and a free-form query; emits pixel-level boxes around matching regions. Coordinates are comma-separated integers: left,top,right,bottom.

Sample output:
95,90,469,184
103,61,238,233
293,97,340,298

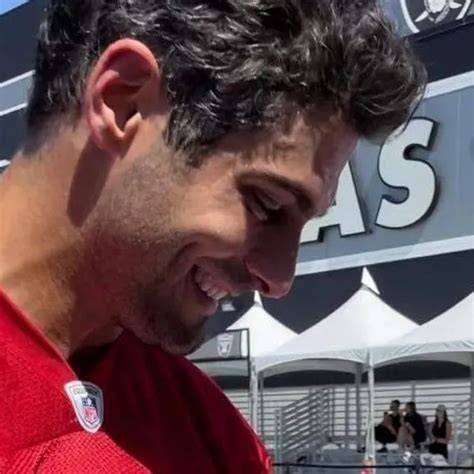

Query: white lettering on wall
300,163,366,243
300,117,438,244
376,118,437,229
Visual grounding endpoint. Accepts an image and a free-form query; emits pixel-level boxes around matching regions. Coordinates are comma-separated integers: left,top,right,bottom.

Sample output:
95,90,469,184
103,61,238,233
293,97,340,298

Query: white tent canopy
195,292,296,429
374,293,474,367
229,292,297,356
197,292,296,377
373,292,474,459
254,268,418,459
255,269,418,376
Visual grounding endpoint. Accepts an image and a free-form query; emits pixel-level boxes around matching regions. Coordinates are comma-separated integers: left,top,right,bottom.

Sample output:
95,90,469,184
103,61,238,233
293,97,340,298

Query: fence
273,462,474,474
274,388,332,463
225,378,472,461
454,399,472,465
226,386,311,450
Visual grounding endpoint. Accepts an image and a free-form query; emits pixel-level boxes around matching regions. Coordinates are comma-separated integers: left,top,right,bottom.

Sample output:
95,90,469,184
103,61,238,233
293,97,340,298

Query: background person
398,401,426,450
375,400,402,452
429,405,452,460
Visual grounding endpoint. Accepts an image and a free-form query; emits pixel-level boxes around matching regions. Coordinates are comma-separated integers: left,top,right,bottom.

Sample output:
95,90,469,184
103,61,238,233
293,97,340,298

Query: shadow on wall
369,249,474,324
265,250,473,331
263,267,361,333
209,249,473,338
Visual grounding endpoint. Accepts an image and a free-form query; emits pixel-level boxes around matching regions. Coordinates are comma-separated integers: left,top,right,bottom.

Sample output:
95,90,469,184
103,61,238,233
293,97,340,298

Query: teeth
205,285,228,301
194,268,228,301
207,287,228,301
214,291,227,300
206,287,220,298
207,287,227,300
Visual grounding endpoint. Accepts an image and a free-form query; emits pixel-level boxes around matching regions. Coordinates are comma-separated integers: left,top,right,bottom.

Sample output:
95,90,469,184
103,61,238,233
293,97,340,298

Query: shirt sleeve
0,432,149,473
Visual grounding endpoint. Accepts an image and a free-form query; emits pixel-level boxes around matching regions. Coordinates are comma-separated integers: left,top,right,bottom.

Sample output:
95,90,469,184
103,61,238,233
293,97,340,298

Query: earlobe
84,39,160,156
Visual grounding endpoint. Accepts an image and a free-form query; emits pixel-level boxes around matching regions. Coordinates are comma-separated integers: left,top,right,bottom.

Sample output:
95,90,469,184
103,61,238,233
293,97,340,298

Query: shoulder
169,356,272,471
1,431,148,472
174,355,228,398
99,336,272,473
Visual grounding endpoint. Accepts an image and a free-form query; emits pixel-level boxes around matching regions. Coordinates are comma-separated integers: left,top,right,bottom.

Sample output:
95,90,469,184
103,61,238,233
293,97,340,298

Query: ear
84,39,161,156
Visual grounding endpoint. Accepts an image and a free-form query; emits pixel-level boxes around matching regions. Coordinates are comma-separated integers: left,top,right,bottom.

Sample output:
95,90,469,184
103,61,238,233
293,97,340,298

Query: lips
193,266,229,301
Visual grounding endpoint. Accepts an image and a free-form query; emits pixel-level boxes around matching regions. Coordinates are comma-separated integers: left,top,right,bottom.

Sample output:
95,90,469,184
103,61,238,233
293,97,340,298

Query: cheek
96,160,177,239
175,199,251,258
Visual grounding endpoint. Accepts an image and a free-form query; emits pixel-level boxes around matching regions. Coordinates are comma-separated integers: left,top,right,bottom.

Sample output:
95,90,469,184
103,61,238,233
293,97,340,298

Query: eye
246,190,283,223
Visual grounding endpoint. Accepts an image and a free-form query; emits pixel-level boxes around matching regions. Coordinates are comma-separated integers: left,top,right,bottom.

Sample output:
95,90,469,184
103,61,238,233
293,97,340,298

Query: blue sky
0,0,29,15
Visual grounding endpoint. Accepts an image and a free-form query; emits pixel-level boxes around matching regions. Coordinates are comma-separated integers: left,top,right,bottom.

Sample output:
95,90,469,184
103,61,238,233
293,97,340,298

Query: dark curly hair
27,0,426,156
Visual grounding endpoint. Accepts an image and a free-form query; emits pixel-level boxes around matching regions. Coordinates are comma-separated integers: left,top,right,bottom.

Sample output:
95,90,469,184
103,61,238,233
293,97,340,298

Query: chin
161,340,202,356
154,328,207,356
125,284,211,354
131,315,208,356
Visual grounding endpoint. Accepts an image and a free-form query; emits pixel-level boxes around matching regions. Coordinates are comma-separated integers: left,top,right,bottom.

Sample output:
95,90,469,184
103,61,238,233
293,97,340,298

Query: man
375,400,403,453
0,0,425,472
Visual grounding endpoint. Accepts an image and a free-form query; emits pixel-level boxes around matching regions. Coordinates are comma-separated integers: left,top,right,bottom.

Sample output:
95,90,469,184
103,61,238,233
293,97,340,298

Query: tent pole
249,360,258,430
355,364,362,451
259,374,265,439
344,385,350,448
366,352,376,472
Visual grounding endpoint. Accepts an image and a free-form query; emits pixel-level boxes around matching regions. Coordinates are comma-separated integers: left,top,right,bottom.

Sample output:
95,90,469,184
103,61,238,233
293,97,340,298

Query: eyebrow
242,170,321,218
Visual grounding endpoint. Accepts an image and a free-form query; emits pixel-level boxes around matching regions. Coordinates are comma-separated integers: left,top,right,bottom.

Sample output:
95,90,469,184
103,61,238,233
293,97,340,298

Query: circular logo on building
401,0,473,33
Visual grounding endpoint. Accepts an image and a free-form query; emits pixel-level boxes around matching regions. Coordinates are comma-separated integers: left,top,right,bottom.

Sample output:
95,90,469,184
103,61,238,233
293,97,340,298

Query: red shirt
0,290,272,473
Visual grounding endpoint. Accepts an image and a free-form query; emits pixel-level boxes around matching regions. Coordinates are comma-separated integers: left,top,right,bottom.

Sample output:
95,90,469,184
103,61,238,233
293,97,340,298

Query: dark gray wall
208,250,473,339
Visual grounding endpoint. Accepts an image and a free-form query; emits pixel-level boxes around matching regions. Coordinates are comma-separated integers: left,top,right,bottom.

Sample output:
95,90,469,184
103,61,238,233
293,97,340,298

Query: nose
245,232,299,299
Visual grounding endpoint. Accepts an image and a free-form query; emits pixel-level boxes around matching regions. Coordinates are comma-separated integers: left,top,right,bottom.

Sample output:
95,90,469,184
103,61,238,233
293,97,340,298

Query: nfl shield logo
217,333,235,358
65,381,104,433
82,395,99,425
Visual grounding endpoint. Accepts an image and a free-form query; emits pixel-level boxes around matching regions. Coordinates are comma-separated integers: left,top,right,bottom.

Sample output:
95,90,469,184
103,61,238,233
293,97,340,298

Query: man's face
86,111,358,355
390,402,400,412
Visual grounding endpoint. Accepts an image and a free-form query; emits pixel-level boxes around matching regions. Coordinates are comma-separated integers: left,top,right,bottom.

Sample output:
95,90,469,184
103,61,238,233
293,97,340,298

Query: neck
0,138,121,359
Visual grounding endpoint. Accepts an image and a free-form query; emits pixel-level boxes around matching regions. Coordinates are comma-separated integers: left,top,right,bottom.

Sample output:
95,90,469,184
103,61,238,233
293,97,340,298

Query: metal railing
226,386,312,450
273,462,474,474
275,388,332,463
453,399,472,465
225,378,472,460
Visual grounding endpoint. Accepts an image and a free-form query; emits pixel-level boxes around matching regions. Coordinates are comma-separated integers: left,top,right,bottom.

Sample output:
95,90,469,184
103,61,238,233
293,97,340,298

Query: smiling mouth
193,265,229,302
